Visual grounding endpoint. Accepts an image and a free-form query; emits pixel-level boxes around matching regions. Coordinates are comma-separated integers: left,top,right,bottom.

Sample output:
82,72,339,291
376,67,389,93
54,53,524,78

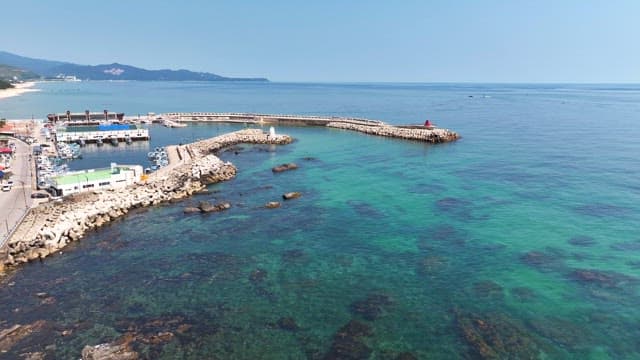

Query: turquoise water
1,82,640,358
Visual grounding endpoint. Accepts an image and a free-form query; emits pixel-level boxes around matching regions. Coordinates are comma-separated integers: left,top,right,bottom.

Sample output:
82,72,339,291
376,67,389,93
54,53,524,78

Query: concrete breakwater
164,112,460,143
0,129,292,271
326,122,460,143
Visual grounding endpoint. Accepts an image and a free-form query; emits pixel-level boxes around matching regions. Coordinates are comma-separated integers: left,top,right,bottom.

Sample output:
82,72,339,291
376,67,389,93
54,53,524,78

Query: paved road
0,139,34,245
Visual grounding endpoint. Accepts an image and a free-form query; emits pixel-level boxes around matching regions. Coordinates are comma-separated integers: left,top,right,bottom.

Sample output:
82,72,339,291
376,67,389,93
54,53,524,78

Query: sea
0,81,639,359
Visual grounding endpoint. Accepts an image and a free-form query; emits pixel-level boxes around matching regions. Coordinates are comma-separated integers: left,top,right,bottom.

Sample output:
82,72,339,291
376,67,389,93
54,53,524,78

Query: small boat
96,137,104,146
125,136,132,144
110,137,119,146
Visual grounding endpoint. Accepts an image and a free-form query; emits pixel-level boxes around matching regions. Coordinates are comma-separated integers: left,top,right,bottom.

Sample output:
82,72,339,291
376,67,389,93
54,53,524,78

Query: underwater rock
22,352,45,360
569,269,636,289
325,320,373,360
395,352,419,360
277,317,299,331
283,192,302,200
249,268,268,284
347,200,384,218
0,320,48,353
81,340,139,360
568,236,597,247
454,310,545,359
349,293,394,321
417,255,446,275
611,240,640,251
528,317,590,348
272,163,298,173
520,250,565,272
282,249,306,263
421,225,467,248
511,287,537,302
183,207,201,214
265,201,281,209
473,280,504,300
574,203,631,218
436,197,474,220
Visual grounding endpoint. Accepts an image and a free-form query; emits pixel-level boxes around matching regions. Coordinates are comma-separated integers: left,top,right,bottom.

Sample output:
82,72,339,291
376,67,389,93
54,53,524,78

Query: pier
163,112,460,143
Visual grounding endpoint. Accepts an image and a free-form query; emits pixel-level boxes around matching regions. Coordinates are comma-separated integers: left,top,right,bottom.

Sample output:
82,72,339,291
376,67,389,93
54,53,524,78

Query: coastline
0,129,292,273
0,82,40,100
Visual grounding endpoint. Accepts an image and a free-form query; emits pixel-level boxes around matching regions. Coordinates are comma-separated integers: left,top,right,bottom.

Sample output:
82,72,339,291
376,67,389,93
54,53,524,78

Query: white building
49,163,143,197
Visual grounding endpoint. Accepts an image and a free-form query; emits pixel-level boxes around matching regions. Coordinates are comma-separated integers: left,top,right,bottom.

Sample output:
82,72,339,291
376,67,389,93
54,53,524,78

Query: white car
1,184,11,192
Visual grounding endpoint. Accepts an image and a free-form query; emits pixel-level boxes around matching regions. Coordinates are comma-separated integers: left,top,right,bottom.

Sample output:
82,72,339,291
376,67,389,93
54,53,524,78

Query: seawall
164,112,460,143
326,122,460,143
0,129,292,271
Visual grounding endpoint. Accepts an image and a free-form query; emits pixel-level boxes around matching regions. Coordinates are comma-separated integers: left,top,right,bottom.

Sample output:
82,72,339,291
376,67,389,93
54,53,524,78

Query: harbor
0,108,460,268
0,128,292,268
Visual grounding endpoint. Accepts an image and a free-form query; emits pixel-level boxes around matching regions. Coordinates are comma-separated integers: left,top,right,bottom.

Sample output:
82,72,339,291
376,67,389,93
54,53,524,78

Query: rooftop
52,167,124,186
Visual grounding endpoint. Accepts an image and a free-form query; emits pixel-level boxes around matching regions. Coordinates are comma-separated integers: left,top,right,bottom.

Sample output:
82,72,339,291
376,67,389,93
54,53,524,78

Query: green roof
53,168,121,186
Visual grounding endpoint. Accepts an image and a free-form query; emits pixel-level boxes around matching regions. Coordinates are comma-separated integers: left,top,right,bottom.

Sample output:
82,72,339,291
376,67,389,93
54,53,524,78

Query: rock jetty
0,129,292,271
327,122,460,143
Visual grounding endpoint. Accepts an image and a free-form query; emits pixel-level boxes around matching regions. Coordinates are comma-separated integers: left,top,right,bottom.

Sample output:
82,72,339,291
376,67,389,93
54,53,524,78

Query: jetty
0,129,292,270
163,112,460,143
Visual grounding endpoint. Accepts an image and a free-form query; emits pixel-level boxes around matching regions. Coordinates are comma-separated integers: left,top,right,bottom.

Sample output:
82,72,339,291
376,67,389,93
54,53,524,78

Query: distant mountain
0,64,40,82
0,51,268,82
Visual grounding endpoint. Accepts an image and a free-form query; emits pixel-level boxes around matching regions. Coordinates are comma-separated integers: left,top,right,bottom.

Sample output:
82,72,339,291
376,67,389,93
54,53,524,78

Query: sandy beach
0,82,40,100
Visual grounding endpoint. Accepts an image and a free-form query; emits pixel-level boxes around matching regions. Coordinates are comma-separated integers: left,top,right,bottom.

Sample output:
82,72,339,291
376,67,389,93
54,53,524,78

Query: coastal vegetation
0,64,39,82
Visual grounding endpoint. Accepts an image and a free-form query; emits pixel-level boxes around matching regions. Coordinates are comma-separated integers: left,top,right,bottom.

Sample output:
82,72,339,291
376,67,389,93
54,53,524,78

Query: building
55,124,150,144
48,163,143,197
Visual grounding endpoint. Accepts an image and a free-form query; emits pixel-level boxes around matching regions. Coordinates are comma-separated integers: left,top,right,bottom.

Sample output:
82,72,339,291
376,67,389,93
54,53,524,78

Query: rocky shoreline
326,122,460,143
0,129,292,272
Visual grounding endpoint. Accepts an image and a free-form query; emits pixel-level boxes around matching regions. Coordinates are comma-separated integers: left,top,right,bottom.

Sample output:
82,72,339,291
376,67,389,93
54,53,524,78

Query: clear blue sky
1,0,638,82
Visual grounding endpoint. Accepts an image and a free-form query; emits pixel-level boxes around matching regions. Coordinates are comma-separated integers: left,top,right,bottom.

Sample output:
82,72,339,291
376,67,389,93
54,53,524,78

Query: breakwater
164,112,460,143
0,129,292,270
326,122,460,143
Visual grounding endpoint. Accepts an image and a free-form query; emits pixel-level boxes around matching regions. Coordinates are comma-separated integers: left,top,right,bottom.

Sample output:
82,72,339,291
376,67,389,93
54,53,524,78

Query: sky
1,0,639,82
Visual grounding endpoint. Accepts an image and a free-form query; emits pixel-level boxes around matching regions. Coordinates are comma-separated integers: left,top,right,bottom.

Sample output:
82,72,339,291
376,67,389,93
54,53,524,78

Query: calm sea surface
1,81,640,358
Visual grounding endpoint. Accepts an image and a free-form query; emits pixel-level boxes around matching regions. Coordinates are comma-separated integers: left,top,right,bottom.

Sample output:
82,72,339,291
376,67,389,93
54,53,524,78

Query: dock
55,124,150,144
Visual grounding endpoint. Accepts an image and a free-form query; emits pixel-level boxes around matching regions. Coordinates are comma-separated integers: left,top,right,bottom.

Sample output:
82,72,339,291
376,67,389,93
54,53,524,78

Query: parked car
2,184,11,192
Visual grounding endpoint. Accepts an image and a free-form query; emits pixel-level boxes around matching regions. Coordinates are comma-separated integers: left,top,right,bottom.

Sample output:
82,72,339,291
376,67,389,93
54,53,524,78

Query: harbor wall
0,129,292,271
163,112,458,143
326,122,460,143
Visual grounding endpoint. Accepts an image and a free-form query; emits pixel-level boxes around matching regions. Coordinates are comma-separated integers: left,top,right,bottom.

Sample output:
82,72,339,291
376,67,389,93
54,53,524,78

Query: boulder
282,192,301,200
265,201,281,209
198,201,231,213
183,207,201,214
81,341,139,360
272,163,298,173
